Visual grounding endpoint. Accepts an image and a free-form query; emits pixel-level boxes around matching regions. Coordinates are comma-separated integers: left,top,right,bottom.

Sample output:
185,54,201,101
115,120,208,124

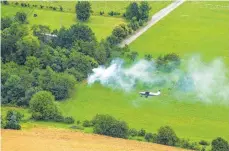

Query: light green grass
58,83,229,142
130,1,229,63
1,5,125,40
9,1,171,16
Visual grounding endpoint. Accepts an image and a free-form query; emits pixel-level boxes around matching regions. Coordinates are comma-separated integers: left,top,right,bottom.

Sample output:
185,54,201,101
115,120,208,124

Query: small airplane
139,90,161,98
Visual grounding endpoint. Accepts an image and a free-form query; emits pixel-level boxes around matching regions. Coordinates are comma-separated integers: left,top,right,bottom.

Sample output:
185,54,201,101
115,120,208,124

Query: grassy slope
2,1,171,40
129,1,229,63
58,2,229,141
2,1,229,143
58,84,229,142
1,5,125,40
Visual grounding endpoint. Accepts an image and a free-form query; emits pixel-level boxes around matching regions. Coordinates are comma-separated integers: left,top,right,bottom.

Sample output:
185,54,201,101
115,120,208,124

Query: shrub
178,139,200,150
99,11,104,15
128,128,138,137
4,110,23,130
76,120,81,125
138,128,146,136
53,114,64,122
15,12,27,23
156,126,178,146
144,54,152,61
156,53,180,72
92,114,129,138
29,91,62,120
64,117,75,124
145,132,153,142
83,120,92,127
60,6,63,11
211,137,229,151
40,5,44,9
199,140,209,146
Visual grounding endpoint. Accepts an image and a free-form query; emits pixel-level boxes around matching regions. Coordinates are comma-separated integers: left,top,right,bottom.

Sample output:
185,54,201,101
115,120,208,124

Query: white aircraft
139,90,161,98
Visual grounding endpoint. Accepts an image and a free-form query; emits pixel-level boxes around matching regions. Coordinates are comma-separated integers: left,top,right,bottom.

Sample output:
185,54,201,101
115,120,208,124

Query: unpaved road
2,128,189,151
120,0,185,47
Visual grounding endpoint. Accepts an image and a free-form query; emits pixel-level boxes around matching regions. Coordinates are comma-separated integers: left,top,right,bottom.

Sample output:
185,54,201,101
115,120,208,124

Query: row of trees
76,114,229,151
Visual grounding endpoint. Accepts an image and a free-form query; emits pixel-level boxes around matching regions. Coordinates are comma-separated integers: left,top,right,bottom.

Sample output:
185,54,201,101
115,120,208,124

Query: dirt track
2,128,188,151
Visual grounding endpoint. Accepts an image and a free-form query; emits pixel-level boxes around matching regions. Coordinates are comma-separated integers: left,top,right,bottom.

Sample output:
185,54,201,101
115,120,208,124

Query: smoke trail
87,56,229,103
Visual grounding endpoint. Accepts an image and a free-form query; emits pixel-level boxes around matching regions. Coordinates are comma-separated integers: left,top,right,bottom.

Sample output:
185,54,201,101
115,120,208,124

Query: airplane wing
149,92,160,96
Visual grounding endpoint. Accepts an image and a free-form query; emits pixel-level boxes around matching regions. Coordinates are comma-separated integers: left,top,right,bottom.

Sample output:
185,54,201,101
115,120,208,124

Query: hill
2,128,189,151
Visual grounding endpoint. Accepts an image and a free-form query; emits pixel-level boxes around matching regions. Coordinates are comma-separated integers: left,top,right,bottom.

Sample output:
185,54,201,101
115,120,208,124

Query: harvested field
2,128,189,151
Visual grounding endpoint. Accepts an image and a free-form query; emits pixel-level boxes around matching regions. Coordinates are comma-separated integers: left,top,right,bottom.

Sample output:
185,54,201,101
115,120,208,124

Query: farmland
1,0,229,150
129,1,229,63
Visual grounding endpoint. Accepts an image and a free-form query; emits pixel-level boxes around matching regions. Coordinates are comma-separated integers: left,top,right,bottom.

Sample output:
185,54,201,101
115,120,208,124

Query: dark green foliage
4,110,23,130
32,25,51,44
127,51,139,61
128,19,139,31
15,12,27,23
15,35,40,64
128,128,138,137
106,35,121,46
92,114,129,138
177,139,200,150
211,137,229,151
75,1,91,21
112,24,129,41
83,120,93,127
2,75,25,105
156,126,178,146
99,11,104,15
38,67,76,100
64,116,75,124
1,22,29,63
156,53,181,72
144,54,153,61
108,11,120,16
126,2,140,21
145,132,154,142
2,0,9,5
60,6,63,11
1,116,5,128
1,17,13,30
30,91,62,120
199,140,209,146
54,24,95,48
139,1,151,21
138,128,146,136
25,56,40,72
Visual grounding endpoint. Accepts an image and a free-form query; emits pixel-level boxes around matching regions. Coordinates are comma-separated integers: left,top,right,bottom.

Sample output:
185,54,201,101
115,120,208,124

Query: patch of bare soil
2,128,189,151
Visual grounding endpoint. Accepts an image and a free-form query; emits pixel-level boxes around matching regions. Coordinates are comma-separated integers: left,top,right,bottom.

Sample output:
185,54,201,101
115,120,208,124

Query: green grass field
1,1,229,144
9,1,171,16
130,1,229,63
1,5,125,40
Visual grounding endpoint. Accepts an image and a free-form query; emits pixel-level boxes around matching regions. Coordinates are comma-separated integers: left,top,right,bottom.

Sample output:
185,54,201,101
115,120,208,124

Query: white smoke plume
87,56,229,103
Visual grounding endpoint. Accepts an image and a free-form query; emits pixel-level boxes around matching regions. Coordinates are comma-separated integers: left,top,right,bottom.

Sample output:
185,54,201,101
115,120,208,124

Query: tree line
2,111,228,151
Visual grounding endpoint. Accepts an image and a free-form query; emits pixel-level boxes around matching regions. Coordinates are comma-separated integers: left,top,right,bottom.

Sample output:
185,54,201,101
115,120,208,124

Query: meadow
9,1,171,16
129,1,229,63
1,5,125,40
59,1,229,142
2,1,171,40
2,1,229,144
